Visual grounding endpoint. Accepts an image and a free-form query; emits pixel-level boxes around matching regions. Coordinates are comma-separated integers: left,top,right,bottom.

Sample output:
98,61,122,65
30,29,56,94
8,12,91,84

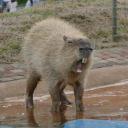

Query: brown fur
23,18,93,112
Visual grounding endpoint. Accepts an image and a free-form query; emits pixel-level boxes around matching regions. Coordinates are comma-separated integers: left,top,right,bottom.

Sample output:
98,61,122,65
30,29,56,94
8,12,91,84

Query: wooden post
112,0,117,41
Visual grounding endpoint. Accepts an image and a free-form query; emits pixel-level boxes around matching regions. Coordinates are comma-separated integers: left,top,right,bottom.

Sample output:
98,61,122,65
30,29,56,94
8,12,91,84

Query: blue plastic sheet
63,119,128,128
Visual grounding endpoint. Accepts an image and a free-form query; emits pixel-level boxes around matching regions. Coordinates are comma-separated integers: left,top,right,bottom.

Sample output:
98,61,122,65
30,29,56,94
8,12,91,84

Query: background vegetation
0,0,127,62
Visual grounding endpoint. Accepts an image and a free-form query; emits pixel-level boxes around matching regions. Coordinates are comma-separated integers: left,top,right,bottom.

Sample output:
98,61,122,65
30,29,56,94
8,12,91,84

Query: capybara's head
63,35,93,73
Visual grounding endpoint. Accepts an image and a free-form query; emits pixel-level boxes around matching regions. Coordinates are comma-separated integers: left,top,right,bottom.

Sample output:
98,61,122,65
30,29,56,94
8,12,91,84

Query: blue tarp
63,119,128,128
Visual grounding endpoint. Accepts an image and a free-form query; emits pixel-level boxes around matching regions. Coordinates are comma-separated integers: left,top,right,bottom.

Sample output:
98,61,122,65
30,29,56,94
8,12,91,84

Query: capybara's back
23,18,93,112
23,18,86,75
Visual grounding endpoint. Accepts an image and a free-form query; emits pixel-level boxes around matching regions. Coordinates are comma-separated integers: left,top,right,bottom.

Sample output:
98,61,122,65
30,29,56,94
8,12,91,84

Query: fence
0,0,128,62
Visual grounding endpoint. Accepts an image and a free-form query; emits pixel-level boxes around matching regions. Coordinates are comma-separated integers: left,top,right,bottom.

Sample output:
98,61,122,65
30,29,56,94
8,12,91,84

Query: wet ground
1,80,128,127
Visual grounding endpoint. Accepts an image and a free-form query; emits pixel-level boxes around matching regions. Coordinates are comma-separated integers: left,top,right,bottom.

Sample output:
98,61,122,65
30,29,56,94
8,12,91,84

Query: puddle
1,81,128,127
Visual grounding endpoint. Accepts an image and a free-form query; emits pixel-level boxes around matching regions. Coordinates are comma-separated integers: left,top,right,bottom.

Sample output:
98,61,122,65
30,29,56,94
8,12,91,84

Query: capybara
23,18,93,112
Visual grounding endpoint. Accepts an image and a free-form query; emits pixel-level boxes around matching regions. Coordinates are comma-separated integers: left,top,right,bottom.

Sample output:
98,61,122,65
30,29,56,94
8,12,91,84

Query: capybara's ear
63,35,68,42
63,35,73,44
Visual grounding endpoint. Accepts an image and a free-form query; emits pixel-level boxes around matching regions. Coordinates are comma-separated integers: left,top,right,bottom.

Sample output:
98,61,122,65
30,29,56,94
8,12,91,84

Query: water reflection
25,104,85,127
26,109,38,127
1,83,128,127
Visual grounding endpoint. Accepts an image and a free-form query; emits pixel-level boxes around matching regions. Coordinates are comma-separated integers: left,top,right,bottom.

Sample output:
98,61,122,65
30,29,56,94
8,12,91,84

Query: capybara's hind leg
49,87,60,112
59,85,74,105
49,80,64,112
25,70,40,108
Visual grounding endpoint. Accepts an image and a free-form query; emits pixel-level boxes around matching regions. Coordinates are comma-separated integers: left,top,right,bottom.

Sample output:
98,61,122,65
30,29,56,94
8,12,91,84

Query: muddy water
1,83,128,127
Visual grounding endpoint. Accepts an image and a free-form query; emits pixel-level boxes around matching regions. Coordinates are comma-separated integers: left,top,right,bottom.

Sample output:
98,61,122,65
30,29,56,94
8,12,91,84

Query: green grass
0,42,21,54
0,0,127,62
17,0,27,6
0,41,21,62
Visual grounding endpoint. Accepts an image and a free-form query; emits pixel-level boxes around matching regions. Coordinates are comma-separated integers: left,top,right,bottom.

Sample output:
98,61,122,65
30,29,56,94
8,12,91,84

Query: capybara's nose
88,47,93,51
79,47,93,59
79,47,93,52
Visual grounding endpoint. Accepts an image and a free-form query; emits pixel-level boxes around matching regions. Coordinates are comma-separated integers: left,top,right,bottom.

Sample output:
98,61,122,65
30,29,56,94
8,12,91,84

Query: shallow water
1,82,128,127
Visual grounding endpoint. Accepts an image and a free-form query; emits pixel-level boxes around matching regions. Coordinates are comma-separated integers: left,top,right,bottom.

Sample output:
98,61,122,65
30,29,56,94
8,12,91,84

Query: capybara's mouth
73,58,87,73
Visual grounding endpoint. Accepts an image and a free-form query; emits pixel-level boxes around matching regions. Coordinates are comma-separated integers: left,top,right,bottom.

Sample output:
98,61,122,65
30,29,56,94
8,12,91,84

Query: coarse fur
23,17,93,112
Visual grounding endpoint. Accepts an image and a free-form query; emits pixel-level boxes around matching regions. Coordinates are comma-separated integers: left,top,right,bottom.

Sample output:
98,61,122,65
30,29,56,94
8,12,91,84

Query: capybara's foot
76,101,84,112
61,100,74,105
50,107,59,113
25,102,34,108
60,91,74,105
76,107,85,112
50,102,60,113
25,95,34,108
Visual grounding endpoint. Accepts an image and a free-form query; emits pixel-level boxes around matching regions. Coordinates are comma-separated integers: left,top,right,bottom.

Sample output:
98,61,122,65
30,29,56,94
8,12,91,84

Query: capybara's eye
68,41,73,44
79,48,84,51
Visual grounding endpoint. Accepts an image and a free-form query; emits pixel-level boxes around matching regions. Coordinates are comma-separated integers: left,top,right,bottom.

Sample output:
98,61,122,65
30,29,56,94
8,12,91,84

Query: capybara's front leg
74,81,84,112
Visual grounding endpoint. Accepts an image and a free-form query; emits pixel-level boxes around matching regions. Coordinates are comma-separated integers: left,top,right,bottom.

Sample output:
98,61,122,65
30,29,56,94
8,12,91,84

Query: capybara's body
23,18,93,112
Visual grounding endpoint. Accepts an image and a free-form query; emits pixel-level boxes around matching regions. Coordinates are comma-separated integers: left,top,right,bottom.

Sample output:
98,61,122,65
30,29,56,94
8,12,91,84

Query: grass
0,41,22,62
0,0,128,62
